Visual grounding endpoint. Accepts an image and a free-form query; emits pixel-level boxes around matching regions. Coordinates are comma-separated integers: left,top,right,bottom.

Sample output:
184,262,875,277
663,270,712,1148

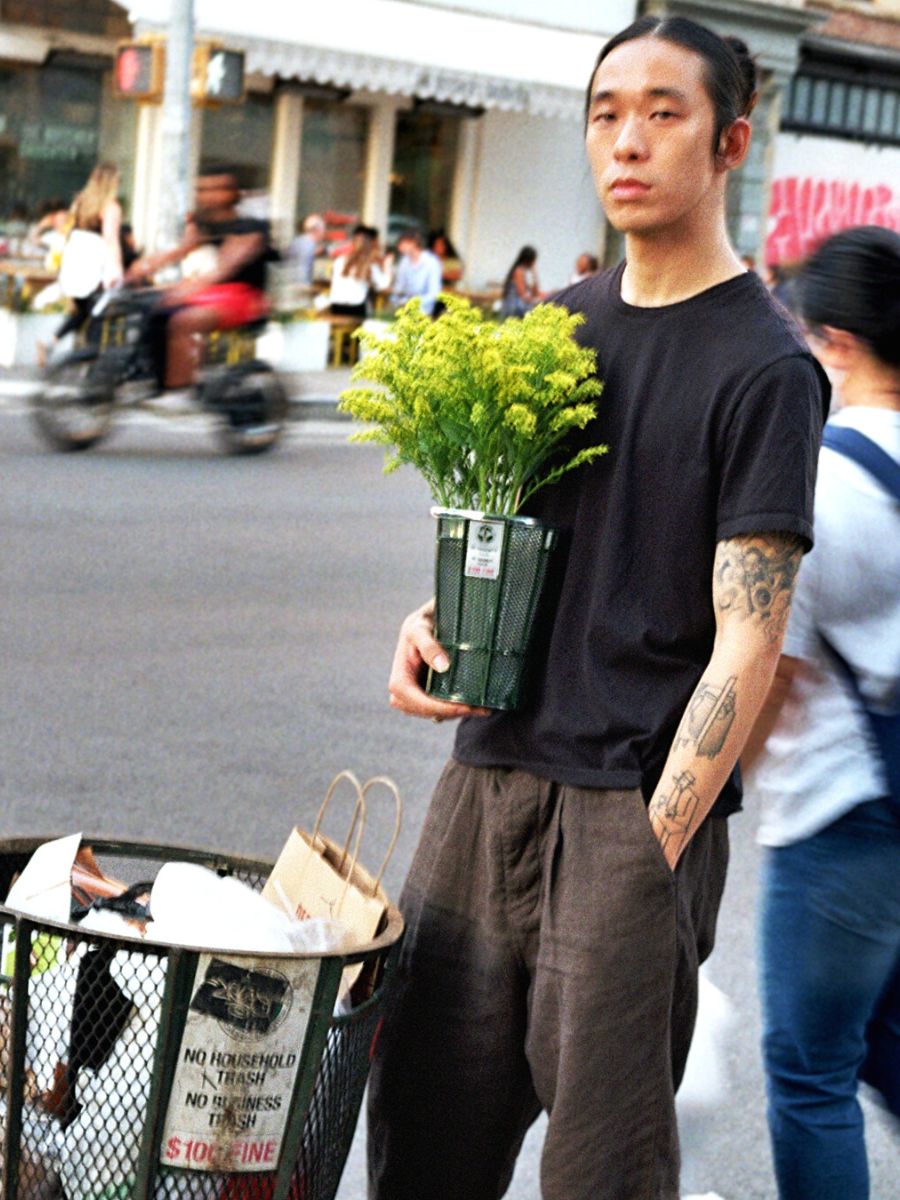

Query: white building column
269,87,304,247
131,102,164,252
449,116,483,287
360,95,403,242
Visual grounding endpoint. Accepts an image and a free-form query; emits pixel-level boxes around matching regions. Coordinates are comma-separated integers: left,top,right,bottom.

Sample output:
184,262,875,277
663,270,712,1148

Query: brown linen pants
367,760,729,1200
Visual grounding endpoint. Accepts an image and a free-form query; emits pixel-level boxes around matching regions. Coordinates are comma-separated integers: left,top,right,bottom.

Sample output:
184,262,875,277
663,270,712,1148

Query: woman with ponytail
748,226,900,1199
369,17,829,1199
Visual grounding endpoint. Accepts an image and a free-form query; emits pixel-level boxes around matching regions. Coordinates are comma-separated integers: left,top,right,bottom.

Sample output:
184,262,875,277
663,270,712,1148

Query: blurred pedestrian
499,244,541,317
570,251,599,283
390,229,442,316
39,162,123,366
428,228,463,286
745,225,900,1200
289,212,325,285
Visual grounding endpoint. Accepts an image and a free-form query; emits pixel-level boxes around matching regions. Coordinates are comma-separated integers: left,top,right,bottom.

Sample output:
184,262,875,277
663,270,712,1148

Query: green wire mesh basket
0,837,403,1200
426,507,559,711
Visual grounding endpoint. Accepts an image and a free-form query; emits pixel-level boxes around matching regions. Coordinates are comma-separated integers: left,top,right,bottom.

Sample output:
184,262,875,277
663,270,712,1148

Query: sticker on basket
160,953,320,1173
464,520,505,580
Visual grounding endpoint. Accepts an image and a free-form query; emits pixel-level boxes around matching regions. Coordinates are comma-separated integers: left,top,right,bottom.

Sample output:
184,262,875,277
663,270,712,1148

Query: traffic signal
191,45,245,105
113,42,164,102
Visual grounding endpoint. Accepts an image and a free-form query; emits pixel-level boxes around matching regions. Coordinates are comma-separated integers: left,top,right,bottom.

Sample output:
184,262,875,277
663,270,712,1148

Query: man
288,212,326,286
368,16,828,1200
389,228,443,316
128,167,272,401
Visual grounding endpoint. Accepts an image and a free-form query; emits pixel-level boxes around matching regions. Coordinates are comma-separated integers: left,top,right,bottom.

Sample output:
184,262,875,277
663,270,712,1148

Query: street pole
157,0,194,251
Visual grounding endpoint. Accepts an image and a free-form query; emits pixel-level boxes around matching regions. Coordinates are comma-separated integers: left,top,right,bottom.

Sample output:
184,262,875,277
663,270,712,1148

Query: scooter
30,288,289,455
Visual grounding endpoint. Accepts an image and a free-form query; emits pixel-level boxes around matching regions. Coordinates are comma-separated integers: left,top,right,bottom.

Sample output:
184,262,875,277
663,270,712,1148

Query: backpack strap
817,427,900,810
822,426,900,503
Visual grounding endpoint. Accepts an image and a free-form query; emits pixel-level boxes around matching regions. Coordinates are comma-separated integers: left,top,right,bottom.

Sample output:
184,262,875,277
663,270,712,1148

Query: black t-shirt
195,215,273,291
453,262,830,815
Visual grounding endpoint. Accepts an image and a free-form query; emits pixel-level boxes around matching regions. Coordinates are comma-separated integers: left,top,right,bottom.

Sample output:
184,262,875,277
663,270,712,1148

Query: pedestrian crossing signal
191,45,245,106
113,42,164,102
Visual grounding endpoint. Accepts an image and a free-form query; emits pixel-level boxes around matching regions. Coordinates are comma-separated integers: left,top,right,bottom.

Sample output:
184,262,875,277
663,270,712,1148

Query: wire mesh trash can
0,837,403,1200
426,507,559,711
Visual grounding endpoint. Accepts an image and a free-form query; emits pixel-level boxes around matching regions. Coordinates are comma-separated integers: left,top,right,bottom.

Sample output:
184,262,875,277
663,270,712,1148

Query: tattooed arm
647,532,805,869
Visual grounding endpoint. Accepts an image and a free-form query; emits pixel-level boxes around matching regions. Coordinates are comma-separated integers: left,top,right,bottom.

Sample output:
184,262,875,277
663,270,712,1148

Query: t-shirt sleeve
716,353,826,551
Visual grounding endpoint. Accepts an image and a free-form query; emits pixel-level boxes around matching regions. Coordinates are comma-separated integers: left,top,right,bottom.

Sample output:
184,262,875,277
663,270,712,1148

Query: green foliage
338,294,607,515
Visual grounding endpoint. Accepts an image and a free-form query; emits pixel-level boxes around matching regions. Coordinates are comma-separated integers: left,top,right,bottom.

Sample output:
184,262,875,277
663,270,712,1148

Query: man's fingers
388,601,489,721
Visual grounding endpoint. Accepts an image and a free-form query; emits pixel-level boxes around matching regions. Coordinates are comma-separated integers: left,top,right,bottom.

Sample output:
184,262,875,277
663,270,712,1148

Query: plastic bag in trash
0,1097,64,1200
147,862,351,955
58,952,167,1200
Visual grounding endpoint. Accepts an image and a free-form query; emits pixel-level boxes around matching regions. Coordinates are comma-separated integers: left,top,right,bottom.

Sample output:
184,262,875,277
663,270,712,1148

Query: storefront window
200,93,275,192
389,108,461,246
296,100,368,236
0,62,137,224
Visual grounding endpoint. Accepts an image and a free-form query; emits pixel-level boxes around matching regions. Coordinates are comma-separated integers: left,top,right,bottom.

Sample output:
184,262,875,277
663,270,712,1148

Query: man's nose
613,116,648,160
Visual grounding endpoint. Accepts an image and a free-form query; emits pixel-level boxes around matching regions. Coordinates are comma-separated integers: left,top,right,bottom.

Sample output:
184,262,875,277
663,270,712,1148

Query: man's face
585,38,723,238
194,174,237,216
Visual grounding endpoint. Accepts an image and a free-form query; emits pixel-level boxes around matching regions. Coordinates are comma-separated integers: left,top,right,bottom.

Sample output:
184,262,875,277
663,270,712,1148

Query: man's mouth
609,178,651,200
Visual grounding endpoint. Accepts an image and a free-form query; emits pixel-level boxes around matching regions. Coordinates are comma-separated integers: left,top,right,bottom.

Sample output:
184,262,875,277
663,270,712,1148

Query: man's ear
716,117,751,170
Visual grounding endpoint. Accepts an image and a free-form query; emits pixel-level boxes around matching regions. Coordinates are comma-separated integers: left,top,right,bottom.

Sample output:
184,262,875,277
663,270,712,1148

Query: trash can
0,837,404,1200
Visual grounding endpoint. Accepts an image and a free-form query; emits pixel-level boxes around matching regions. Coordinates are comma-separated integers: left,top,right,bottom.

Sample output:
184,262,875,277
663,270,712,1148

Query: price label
464,520,505,580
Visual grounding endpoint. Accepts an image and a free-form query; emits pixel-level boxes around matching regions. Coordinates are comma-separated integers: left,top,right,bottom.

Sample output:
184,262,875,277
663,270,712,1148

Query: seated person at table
390,229,442,316
327,224,390,319
128,166,274,400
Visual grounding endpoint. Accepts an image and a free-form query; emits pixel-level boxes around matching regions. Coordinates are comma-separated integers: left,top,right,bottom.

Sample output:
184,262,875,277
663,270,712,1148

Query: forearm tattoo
650,770,701,858
714,533,804,645
673,675,737,760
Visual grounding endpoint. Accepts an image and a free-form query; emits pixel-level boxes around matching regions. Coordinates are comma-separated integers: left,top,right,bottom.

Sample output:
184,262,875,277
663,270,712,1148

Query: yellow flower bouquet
339,294,608,709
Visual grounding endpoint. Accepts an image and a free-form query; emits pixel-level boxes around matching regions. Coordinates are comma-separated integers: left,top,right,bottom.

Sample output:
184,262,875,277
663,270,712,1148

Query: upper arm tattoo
713,532,805,645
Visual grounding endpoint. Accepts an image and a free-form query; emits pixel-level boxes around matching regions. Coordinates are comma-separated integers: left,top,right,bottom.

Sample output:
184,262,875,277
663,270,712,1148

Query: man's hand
161,279,201,306
388,598,490,721
124,258,154,285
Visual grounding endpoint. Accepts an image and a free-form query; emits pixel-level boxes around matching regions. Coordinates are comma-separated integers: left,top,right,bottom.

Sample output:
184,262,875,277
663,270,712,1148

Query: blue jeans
760,798,900,1199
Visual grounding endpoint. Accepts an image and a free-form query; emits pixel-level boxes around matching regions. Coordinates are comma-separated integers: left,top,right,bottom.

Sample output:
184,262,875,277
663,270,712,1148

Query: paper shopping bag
262,772,401,987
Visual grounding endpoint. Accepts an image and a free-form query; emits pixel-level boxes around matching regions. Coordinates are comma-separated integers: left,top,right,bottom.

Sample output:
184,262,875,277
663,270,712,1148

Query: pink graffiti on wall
766,176,900,264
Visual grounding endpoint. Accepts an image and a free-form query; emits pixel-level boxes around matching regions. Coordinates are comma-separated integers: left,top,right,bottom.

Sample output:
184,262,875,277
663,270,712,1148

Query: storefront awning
120,0,604,121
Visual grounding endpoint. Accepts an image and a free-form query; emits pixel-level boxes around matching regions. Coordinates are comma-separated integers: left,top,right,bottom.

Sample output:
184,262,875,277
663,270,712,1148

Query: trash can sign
161,953,321,1172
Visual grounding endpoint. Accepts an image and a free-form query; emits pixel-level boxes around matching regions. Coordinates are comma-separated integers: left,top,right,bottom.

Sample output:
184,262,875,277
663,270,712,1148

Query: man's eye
651,110,677,120
592,111,616,124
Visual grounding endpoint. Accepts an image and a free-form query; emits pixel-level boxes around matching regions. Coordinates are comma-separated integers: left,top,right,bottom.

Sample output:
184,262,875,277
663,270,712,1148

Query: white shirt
328,255,389,308
391,249,442,315
751,405,900,847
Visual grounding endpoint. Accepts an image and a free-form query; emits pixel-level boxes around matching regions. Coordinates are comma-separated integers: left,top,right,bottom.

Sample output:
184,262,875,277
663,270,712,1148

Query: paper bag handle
360,775,403,894
311,769,367,884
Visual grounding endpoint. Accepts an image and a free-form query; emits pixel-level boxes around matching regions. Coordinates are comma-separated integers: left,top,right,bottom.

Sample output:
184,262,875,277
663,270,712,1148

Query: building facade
768,1,900,265
1,0,897,290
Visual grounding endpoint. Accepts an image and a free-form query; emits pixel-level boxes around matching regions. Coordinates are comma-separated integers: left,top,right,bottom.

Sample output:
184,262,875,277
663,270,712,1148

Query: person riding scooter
127,166,275,405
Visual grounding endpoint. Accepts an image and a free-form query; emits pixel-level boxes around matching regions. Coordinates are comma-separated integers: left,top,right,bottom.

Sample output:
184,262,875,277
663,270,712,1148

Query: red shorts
186,283,269,328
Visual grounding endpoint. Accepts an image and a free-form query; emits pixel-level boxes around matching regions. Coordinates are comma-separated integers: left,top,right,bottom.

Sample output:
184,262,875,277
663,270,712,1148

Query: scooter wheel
207,363,288,456
30,352,115,452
